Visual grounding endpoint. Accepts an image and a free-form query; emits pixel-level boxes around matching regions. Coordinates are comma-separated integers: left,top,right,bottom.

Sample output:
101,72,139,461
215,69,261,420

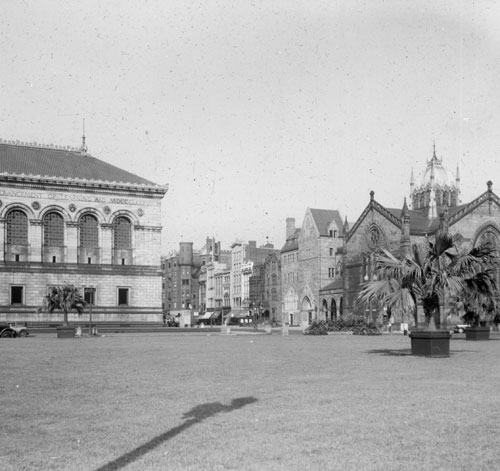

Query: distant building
228,240,280,324
0,138,168,323
249,251,282,324
281,209,345,326
341,146,500,328
162,242,201,316
162,237,230,325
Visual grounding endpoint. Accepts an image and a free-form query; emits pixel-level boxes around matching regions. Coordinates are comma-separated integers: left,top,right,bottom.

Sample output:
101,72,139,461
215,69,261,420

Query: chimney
286,218,296,238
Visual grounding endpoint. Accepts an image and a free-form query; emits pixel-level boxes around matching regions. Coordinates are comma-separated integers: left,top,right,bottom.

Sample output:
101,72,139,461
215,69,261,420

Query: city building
248,251,282,324
281,209,345,326
162,237,230,325
228,240,279,324
0,138,168,323
341,146,500,327
162,242,201,325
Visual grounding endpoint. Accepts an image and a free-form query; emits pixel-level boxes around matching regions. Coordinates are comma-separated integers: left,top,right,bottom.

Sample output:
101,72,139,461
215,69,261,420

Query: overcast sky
2,1,500,253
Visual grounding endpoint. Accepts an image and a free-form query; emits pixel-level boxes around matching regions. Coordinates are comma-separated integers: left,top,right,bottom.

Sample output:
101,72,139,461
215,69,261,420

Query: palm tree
40,285,86,326
358,234,498,329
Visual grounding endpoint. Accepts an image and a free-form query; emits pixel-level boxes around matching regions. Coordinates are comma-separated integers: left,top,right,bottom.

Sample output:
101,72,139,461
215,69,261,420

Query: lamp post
88,288,95,336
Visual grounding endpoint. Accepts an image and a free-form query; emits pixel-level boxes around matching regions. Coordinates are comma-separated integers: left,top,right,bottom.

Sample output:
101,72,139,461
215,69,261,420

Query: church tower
410,144,460,219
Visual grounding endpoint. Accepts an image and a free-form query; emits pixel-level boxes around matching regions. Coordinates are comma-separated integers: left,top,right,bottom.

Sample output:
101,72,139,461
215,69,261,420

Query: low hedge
303,318,382,336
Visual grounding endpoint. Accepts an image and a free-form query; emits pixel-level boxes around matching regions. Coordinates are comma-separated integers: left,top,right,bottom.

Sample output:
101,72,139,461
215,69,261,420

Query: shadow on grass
367,348,479,356
366,348,413,356
95,396,258,471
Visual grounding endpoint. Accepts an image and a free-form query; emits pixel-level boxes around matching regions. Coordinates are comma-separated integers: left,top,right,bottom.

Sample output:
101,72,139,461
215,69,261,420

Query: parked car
9,323,29,337
454,324,470,334
0,324,17,338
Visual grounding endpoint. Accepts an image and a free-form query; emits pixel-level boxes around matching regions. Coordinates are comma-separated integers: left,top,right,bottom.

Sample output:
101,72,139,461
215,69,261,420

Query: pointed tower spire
343,216,350,236
409,168,415,209
80,118,88,155
400,198,411,259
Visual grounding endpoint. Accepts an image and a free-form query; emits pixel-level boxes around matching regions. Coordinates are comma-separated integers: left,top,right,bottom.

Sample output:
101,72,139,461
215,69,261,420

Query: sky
2,0,500,254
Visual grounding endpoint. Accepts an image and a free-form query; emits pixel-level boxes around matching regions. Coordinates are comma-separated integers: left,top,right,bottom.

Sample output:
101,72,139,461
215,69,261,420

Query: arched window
271,288,278,302
7,210,28,245
478,229,499,249
113,216,131,249
43,212,64,246
80,214,98,248
331,298,337,319
271,274,277,286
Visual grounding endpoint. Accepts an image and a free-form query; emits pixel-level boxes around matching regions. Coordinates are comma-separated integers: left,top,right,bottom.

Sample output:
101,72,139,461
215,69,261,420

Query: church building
339,146,500,326
0,138,168,323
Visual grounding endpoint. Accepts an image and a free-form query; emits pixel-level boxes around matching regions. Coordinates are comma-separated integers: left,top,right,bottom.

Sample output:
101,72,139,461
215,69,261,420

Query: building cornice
0,173,168,198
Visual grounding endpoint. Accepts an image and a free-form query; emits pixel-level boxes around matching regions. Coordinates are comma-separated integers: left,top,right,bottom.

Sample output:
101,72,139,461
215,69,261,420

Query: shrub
303,320,329,335
303,318,382,336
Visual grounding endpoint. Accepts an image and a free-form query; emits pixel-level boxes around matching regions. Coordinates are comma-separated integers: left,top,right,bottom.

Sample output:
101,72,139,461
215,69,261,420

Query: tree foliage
358,234,498,329
40,285,86,326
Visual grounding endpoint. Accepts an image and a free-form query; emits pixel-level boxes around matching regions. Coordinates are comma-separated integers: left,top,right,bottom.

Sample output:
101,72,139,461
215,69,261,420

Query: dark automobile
0,324,17,338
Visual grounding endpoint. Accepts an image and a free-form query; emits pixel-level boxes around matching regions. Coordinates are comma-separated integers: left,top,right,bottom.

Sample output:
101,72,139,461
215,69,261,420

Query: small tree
40,285,86,326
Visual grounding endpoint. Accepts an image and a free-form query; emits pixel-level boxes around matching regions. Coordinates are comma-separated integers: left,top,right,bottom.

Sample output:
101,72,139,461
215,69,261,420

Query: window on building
7,210,28,245
330,248,334,256
113,216,132,249
43,212,64,247
11,285,24,305
118,287,130,306
329,230,333,237
84,288,96,305
80,214,99,247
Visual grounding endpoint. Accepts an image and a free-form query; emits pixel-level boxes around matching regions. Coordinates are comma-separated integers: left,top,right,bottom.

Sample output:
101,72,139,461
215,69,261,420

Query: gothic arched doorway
301,297,313,325
331,298,337,320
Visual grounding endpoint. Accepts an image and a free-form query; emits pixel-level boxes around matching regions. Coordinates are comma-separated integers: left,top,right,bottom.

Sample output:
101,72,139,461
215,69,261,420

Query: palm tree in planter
40,285,86,338
358,234,498,356
459,271,498,340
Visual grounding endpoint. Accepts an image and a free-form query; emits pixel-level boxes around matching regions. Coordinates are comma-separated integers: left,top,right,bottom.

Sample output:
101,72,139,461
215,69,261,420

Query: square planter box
464,326,490,341
57,326,76,339
409,330,451,358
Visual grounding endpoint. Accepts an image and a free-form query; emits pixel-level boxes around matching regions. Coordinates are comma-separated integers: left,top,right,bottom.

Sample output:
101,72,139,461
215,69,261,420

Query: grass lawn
1,332,499,471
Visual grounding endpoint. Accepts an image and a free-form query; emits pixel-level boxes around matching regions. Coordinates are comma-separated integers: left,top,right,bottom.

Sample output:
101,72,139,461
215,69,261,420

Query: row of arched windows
6,209,132,249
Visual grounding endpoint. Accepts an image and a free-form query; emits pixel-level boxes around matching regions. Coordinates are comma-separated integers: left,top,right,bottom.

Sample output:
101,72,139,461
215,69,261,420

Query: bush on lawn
303,320,329,335
303,317,382,336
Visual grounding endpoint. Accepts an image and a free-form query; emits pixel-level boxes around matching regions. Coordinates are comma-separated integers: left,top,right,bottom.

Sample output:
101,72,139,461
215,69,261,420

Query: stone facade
229,240,279,317
0,140,167,323
281,209,344,326
341,149,500,327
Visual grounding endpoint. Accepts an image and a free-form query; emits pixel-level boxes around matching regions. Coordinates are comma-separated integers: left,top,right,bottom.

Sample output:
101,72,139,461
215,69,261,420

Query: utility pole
88,288,95,336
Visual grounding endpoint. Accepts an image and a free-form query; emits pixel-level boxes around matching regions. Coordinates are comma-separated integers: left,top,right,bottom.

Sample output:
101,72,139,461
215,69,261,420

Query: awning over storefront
211,311,222,319
199,312,212,320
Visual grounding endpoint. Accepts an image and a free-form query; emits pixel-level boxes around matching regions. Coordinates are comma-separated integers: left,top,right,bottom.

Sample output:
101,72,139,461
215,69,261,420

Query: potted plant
39,285,86,338
460,290,498,341
358,234,498,357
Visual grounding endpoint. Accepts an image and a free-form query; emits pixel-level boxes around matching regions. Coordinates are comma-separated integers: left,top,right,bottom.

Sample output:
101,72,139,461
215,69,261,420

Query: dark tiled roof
309,208,343,236
382,206,440,235
281,228,300,253
320,279,343,292
0,142,158,187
